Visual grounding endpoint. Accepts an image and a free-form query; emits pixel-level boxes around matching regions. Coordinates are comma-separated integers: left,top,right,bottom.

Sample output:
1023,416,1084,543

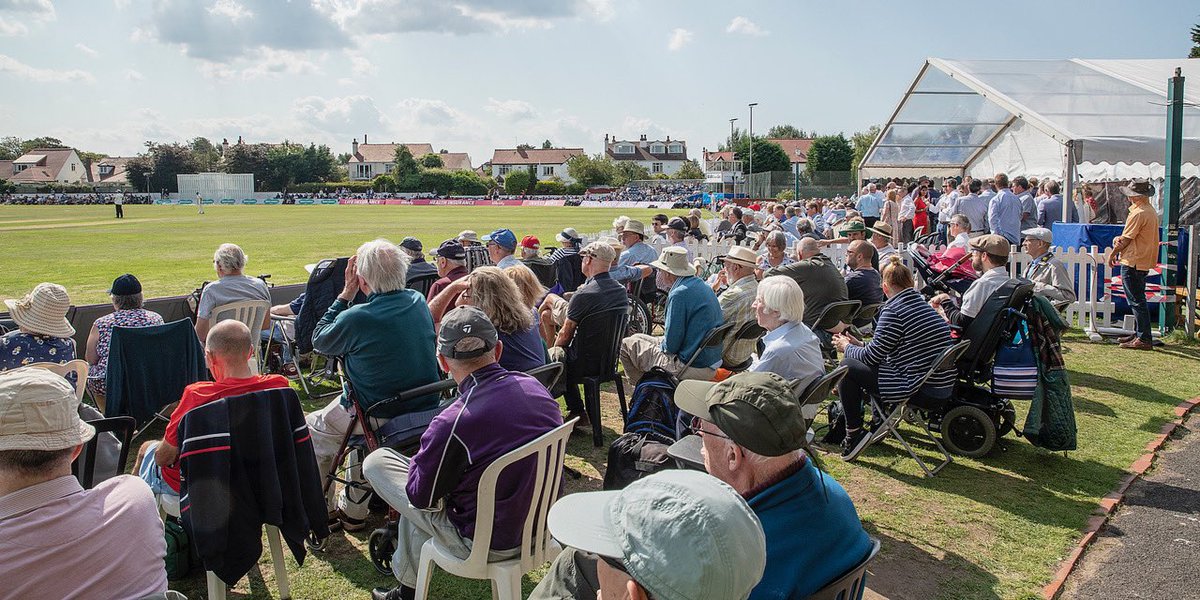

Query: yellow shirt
1119,202,1160,270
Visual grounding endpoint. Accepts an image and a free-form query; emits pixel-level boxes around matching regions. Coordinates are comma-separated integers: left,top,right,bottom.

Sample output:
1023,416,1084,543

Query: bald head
847,240,875,270
798,237,820,259
206,320,254,364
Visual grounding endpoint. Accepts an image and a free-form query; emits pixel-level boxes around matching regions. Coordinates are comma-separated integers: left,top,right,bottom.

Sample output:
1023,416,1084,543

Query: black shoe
840,428,872,461
371,586,415,600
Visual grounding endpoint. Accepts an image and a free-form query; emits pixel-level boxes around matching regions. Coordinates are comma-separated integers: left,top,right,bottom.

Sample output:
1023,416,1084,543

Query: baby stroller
909,246,978,297
913,279,1035,458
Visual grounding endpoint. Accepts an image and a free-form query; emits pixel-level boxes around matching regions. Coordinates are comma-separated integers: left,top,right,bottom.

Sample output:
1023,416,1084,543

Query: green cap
674,371,808,457
839,219,867,234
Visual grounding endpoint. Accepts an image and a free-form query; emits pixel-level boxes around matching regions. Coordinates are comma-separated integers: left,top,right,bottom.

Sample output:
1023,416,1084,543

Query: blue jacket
661,276,723,368
748,458,872,600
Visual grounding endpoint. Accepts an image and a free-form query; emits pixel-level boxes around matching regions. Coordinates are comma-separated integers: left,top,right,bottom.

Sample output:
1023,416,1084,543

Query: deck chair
560,305,629,447
863,341,971,477
210,299,270,370
414,418,577,600
104,319,208,438
72,416,135,489
26,359,88,401
808,537,881,600
722,320,767,372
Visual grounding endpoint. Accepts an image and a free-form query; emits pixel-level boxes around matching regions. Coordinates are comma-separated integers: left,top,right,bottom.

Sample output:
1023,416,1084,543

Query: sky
1,0,1197,166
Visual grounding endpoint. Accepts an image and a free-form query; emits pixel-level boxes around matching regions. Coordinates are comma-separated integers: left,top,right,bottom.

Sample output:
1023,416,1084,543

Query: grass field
5,204,1199,599
0,205,667,304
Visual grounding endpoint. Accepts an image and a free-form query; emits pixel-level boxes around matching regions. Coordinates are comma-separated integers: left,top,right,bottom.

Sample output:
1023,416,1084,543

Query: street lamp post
144,172,151,195
748,102,758,198
729,117,738,196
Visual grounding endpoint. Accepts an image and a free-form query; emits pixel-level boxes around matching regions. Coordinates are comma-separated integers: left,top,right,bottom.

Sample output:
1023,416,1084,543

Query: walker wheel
369,527,396,576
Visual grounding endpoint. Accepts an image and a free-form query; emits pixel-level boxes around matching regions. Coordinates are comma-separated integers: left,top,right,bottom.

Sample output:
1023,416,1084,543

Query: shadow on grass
866,529,1002,600
1068,370,1189,433
1069,394,1118,418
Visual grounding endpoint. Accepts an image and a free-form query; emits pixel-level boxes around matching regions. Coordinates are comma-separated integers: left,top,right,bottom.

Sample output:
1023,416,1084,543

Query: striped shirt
844,288,954,401
717,275,759,367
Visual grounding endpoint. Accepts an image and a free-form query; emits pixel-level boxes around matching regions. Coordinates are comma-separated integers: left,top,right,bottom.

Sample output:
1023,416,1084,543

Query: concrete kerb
1042,396,1200,599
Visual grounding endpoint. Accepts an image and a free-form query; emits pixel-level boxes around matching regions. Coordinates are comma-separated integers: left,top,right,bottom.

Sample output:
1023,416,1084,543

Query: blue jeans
1122,266,1152,343
260,328,292,362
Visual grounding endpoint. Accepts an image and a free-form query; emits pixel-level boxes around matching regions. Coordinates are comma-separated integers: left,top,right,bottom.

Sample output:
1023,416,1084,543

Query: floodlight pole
748,102,757,198
729,118,738,197
1159,67,1185,333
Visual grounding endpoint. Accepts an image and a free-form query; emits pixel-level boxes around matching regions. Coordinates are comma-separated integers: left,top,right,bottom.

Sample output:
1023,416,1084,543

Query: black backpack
623,367,680,438
602,369,680,490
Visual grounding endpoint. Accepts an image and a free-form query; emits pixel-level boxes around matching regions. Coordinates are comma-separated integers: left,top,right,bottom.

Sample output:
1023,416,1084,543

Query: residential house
346,136,472,180
767,138,814,179
604,134,688,176
5,148,87,184
490,147,583,184
88,156,134,189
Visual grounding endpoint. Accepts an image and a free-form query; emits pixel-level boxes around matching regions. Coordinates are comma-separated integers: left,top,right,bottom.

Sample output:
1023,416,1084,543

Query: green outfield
0,205,667,304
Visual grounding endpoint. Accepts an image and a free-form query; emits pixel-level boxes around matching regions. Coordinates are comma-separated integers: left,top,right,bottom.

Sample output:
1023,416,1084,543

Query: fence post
1188,224,1197,339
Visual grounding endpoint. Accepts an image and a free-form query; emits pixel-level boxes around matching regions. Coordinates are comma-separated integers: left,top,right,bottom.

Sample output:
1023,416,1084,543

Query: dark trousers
562,383,585,415
115,204,123,218
863,216,878,229
837,356,880,430
901,220,914,243
1122,266,1152,342
937,222,948,245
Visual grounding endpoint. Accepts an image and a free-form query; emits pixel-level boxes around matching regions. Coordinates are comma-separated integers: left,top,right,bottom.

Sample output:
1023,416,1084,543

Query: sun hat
619,220,648,238
556,228,582,244
839,219,867,234
547,470,766,600
598,236,625,256
970,234,1011,256
430,239,466,261
519,235,540,250
482,228,517,251
1120,179,1155,198
457,230,480,243
651,247,696,277
579,240,616,264
0,367,95,452
400,237,423,252
720,246,759,268
4,283,74,338
868,221,894,240
437,306,498,359
108,273,142,296
672,371,808,460
1021,227,1053,244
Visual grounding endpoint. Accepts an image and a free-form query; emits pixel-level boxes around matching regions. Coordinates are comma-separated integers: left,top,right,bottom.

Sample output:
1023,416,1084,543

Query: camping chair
862,341,972,477
264,313,309,393
210,299,271,371
72,416,135,489
413,418,578,600
721,320,767,372
26,359,88,401
800,366,850,425
680,321,738,374
561,305,630,447
407,272,439,299
104,319,208,438
808,537,882,600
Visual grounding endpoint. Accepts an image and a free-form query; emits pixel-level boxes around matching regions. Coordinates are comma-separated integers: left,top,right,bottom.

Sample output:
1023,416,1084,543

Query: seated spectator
620,247,723,385
756,231,795,276
689,207,712,237
650,213,670,241
657,217,693,291
431,267,545,372
518,236,557,288
531,470,766,600
833,256,954,460
133,320,288,498
1021,227,1076,304
85,274,164,407
483,228,528,271
503,263,548,317
845,240,886,315
710,247,759,368
715,206,733,237
946,214,972,249
687,215,710,242
766,238,849,330
609,219,658,286
426,240,468,301
931,235,1013,328
458,229,491,273
363,307,562,600
0,368,167,599
195,243,270,343
548,228,582,262
0,282,76,372
307,240,441,532
749,277,824,389
720,206,748,243
399,237,438,284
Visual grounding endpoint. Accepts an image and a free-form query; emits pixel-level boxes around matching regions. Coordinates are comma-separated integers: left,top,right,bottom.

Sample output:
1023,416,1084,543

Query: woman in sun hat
84,274,164,405
1,282,76,372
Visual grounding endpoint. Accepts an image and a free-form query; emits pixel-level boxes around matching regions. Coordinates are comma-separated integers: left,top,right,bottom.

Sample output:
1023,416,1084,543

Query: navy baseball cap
108,274,142,295
431,239,466,261
400,237,423,252
482,228,517,250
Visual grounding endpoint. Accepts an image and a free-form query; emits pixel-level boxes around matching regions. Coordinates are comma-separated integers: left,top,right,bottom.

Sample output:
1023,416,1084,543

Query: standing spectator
426,240,468,301
856,183,883,228
880,189,901,244
1013,176,1038,231
0,283,75,373
0,368,167,600
987,173,1022,245
1109,180,1160,350
765,238,849,330
912,185,930,238
937,179,959,243
194,243,270,343
84,274,164,407
1036,180,1078,227
898,184,917,242
957,179,989,234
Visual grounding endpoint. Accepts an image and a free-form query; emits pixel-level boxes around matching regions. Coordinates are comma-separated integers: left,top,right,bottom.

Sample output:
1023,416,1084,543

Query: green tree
516,143,535,151
372,174,395,192
673,159,705,180
419,153,444,169
1191,23,1200,58
419,168,455,194
534,179,566,195
850,125,881,182
719,127,747,152
541,139,553,149
222,143,270,184
805,134,855,177
613,162,651,186
19,136,66,154
190,137,222,172
566,153,617,186
0,136,23,160
736,138,790,174
449,170,489,195
336,152,352,164
503,169,532,194
775,190,796,201
125,142,199,193
766,125,809,139
393,145,419,179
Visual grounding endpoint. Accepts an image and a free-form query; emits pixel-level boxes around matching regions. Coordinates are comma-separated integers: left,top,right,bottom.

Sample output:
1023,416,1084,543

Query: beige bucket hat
5,282,74,338
0,367,95,452
721,246,759,268
651,247,697,277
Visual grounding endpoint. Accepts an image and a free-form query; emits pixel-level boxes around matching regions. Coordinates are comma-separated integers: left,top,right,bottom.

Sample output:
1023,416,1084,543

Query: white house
604,134,688,176
346,136,473,181
490,148,583,184
4,148,87,184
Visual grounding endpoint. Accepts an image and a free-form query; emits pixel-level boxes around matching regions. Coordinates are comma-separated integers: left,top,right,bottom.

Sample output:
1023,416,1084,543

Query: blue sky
1,0,1196,165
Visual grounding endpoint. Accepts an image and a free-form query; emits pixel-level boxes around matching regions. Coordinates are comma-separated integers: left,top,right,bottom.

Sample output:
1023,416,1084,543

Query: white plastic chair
159,495,290,600
27,359,88,402
414,418,578,600
209,299,270,371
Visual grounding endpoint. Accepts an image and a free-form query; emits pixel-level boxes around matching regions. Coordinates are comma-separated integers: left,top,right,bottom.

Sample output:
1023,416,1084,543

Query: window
384,164,393,173
16,164,28,172
542,165,555,176
669,144,683,154
357,164,371,178
100,165,114,175
650,144,665,154
498,165,511,175
70,163,76,172
652,162,663,173
616,144,634,154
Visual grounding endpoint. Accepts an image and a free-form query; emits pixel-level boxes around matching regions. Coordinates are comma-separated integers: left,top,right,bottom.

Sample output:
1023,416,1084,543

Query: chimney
352,137,359,156
604,133,609,144
666,135,670,142
237,135,243,145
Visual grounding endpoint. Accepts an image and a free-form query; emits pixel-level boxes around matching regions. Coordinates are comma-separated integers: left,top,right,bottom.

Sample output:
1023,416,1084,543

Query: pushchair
909,245,978,297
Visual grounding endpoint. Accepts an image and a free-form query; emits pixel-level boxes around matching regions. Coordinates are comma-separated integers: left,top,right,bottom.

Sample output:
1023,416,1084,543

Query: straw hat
620,219,648,238
721,246,759,268
868,221,894,240
651,247,696,277
5,283,74,338
457,230,480,243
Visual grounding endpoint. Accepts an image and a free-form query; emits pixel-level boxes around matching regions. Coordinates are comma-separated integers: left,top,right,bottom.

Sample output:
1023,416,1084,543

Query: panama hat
721,246,759,268
651,247,696,277
868,221,894,240
5,283,74,338
619,219,648,238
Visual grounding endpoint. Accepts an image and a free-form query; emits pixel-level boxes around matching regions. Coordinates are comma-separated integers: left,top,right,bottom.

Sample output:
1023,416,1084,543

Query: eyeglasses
690,416,730,440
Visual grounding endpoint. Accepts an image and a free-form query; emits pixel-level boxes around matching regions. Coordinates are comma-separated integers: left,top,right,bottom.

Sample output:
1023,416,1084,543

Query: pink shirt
0,475,167,600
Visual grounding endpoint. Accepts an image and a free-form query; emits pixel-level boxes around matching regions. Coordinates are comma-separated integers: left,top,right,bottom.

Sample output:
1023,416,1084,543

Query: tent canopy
860,58,1200,182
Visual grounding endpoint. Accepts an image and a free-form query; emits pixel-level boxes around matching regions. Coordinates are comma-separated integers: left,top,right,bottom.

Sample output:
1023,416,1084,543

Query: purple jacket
405,362,563,549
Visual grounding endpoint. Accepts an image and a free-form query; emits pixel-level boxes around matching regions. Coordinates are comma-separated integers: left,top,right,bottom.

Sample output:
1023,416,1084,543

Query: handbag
992,312,1038,399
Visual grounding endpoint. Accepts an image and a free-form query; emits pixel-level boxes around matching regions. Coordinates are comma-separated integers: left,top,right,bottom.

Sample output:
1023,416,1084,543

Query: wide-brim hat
0,367,95,452
620,220,647,238
1120,179,1155,198
556,228,582,244
721,246,759,268
839,219,867,234
5,283,74,338
868,222,893,240
650,247,695,277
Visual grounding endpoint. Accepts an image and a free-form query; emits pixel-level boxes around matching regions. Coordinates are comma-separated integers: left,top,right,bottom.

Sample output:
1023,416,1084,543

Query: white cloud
726,16,768,37
621,116,673,141
198,49,324,81
123,68,144,81
293,95,386,140
147,1,346,62
484,98,537,122
346,51,376,77
75,43,98,57
112,0,131,9
0,0,56,36
667,28,693,51
208,0,253,22
0,54,95,83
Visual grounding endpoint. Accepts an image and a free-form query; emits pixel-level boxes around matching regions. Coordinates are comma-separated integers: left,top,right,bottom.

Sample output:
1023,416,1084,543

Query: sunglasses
690,415,730,440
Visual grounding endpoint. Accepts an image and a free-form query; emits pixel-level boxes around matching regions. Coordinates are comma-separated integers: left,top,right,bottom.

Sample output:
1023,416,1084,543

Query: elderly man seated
134,320,289,499
766,237,850,331
482,228,528,271
195,243,271,343
1021,227,1076,305
398,237,438,285
709,246,760,369
426,240,468,301
620,246,723,385
931,235,1015,328
306,239,441,532
363,307,562,600
518,235,557,288
0,368,167,599
609,219,658,286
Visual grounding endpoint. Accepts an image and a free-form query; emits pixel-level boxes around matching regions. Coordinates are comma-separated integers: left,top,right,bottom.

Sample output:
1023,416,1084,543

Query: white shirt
960,267,1010,318
949,232,970,250
938,191,959,220
899,194,916,220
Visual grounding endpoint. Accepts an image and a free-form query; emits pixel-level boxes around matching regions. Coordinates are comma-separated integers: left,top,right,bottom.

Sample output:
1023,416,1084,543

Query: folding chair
104,319,208,438
679,321,737,374
414,418,578,600
721,320,767,372
812,300,862,332
264,313,308,393
26,359,88,401
808,537,881,600
72,416,135,489
850,302,884,333
560,305,629,447
293,258,364,398
407,272,439,299
861,341,971,477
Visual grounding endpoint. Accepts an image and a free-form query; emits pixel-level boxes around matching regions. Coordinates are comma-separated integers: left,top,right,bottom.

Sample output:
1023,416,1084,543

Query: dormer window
616,144,635,154
100,165,114,175
669,144,683,154
650,144,665,154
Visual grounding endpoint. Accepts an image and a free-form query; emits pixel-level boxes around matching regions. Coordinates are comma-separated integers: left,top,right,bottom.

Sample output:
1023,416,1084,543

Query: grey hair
798,237,820,258
213,243,247,273
765,231,788,250
112,292,143,311
441,257,466,268
795,218,814,234
400,247,423,261
356,239,410,294
950,214,971,229
757,276,806,323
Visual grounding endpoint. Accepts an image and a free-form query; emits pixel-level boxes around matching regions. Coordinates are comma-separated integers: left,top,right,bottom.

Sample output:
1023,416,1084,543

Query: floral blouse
0,331,76,372
88,308,164,383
